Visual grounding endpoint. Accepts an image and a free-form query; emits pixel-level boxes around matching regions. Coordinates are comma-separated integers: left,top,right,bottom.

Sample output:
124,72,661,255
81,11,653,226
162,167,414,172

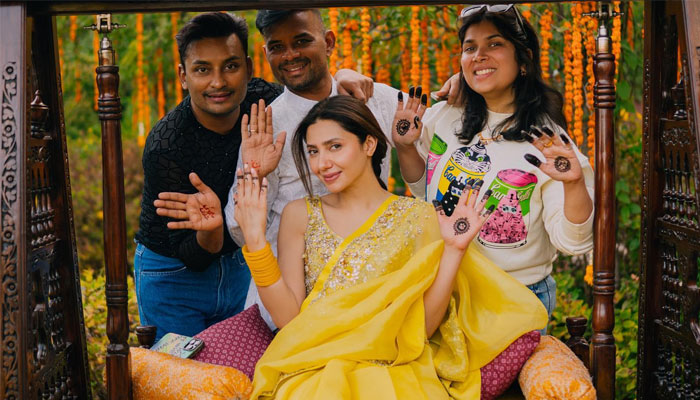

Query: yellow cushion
130,347,252,400
518,336,596,400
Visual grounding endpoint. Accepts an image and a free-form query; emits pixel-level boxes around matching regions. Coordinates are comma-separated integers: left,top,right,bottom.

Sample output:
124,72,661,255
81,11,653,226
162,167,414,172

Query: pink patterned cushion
480,330,541,400
193,304,274,379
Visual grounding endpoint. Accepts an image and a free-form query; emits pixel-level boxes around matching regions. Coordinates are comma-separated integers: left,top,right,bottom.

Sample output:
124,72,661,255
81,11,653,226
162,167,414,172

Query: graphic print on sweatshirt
436,142,491,215
478,169,538,249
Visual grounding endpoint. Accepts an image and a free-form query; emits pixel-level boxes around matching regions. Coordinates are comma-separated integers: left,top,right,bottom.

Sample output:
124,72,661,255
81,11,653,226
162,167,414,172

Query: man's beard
277,58,325,93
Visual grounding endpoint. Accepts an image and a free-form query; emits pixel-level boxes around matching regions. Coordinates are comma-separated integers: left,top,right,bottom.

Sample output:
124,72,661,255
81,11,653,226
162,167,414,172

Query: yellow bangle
242,243,281,287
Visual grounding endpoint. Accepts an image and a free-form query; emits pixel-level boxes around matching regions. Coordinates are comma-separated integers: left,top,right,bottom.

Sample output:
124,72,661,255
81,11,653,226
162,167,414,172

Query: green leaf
618,80,632,100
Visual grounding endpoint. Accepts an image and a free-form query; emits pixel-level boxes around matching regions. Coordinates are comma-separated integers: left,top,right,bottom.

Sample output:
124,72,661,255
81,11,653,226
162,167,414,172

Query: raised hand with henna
522,126,583,184
434,179,495,252
155,172,223,232
392,86,428,148
240,99,286,179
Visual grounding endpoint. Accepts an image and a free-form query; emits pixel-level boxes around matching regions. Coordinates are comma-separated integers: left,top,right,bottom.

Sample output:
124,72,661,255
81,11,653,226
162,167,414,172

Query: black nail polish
560,134,570,144
529,125,543,137
432,199,443,210
483,189,492,198
473,180,484,189
415,86,422,98
522,131,534,143
421,94,427,106
487,204,496,213
524,153,542,167
541,126,555,137
409,87,415,97
398,91,403,102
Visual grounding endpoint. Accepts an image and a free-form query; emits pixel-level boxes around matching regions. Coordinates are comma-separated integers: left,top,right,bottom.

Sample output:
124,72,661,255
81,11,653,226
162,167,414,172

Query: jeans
134,243,251,342
527,274,557,335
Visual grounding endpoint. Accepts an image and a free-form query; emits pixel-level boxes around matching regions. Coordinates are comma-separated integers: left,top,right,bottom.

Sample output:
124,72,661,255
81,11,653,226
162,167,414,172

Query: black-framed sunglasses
459,4,528,41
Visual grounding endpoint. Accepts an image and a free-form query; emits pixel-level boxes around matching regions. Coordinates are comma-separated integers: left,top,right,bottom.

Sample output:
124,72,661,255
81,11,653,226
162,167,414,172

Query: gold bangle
242,243,281,287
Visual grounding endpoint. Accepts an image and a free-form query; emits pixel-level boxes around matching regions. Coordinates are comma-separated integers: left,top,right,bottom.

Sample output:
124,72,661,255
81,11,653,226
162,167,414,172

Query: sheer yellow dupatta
251,198,547,400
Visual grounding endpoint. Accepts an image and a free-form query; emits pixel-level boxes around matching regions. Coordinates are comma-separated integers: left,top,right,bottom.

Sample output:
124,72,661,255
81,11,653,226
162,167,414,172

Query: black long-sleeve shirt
135,78,283,270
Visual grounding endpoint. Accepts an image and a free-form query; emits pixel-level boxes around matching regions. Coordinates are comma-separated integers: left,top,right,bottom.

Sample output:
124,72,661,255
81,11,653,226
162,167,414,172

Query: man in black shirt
136,12,371,341
135,13,279,341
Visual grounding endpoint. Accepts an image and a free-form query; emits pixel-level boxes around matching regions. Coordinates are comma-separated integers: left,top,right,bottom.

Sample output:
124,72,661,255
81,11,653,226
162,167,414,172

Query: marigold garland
585,7,597,165
171,12,183,106
341,9,356,70
328,8,340,75
410,6,421,86
360,8,372,77
156,49,166,119
611,1,622,85
563,21,574,136
136,14,145,145
626,2,635,51
58,37,64,76
539,9,553,81
521,3,532,22
399,27,410,91
421,16,430,95
571,4,585,148
70,16,81,103
93,31,99,111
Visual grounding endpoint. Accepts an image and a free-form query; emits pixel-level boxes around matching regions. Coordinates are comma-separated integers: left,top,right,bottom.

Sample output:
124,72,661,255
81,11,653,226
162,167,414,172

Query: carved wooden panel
1,3,90,399
640,1,700,399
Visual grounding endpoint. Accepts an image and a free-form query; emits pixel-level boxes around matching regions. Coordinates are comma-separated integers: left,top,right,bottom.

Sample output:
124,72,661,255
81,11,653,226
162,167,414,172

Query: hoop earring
520,68,526,77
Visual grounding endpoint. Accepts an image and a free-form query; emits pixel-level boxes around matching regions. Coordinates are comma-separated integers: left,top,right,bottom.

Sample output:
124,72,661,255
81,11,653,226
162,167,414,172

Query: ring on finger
543,140,553,148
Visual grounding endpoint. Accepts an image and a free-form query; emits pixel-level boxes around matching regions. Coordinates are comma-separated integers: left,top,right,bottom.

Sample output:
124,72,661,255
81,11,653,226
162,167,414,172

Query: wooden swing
0,1,698,399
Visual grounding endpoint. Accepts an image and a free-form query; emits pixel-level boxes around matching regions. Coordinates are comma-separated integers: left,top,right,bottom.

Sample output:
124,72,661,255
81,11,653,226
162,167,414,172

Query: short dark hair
293,96,388,195
255,9,324,37
175,12,249,65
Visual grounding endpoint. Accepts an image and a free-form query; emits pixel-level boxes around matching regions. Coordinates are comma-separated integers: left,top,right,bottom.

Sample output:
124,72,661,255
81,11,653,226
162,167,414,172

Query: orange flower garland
521,3,532,22
93,31,99,111
399,27,410,91
58,37,64,77
360,7,372,77
70,16,81,103
626,3,634,50
571,4,585,147
328,8,340,75
137,14,146,146
157,49,166,119
585,8,597,164
539,9,553,81
563,22,574,141
421,16,430,94
410,6,421,86
171,12,183,106
611,1,622,85
341,9,356,70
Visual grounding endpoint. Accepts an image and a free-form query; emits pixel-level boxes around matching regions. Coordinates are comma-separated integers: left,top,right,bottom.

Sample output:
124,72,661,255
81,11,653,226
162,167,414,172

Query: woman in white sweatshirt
393,4,593,332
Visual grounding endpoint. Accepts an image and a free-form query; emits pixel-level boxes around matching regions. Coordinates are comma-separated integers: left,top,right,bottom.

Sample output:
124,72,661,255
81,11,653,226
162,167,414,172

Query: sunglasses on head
459,4,528,41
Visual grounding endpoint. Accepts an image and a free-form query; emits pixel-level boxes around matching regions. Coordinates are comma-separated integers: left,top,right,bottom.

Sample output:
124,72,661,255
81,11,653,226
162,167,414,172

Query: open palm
240,99,286,178
155,172,223,232
434,181,494,251
392,86,428,147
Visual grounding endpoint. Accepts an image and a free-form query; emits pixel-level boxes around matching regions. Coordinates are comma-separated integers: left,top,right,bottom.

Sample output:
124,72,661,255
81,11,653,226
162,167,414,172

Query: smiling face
262,11,334,99
460,20,520,111
305,119,376,193
179,34,252,132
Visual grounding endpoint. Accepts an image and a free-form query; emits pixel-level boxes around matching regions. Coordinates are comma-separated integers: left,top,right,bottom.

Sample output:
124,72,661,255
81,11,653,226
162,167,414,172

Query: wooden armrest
135,326,157,348
565,316,590,371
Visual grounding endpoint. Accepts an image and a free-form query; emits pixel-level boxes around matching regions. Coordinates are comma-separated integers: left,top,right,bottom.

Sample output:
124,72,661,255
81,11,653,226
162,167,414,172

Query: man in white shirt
225,9,406,253
224,9,413,327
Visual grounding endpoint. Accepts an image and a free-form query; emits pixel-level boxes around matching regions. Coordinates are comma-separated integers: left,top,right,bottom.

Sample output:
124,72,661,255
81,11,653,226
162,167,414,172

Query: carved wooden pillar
591,3,617,400
91,15,131,400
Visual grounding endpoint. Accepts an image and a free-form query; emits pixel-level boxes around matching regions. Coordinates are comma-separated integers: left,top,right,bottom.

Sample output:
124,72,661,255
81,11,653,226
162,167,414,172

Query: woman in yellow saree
157,95,547,399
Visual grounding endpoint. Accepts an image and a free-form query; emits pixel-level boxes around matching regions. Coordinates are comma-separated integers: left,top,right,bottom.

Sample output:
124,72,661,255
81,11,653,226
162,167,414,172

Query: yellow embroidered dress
252,195,547,399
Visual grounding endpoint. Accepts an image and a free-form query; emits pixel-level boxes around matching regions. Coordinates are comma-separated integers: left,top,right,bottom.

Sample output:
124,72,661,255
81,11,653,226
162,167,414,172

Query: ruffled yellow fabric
252,197,547,399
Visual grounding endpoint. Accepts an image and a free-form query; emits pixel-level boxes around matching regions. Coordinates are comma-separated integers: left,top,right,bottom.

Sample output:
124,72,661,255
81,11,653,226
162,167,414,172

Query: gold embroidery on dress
303,196,429,306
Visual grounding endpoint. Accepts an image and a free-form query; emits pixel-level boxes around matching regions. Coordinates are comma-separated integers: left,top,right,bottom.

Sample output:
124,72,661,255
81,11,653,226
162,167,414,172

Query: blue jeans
527,275,557,335
134,243,251,342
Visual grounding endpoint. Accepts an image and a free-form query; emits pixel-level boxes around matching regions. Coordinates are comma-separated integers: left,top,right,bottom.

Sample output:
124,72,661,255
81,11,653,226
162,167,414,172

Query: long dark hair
457,8,566,144
292,96,388,195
